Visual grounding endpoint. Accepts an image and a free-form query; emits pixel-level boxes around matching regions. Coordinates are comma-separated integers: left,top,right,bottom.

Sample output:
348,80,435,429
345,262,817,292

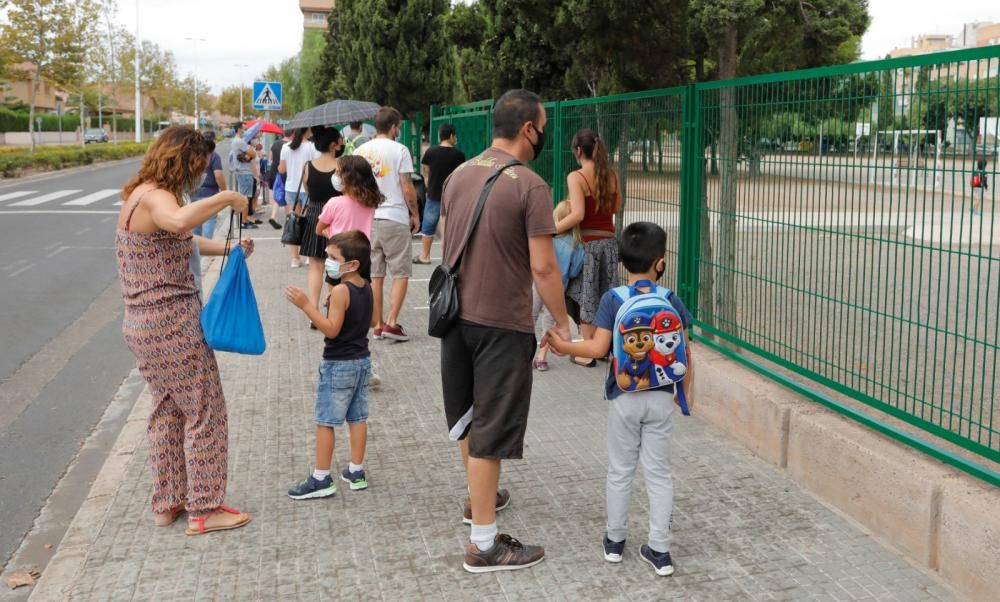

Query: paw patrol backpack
610,279,690,415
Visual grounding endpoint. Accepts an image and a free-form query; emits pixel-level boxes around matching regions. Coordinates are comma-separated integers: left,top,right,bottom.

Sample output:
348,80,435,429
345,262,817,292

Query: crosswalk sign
252,81,282,111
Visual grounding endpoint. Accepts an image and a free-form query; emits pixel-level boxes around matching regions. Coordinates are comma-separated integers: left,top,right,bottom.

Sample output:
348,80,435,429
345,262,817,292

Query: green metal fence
430,45,1000,484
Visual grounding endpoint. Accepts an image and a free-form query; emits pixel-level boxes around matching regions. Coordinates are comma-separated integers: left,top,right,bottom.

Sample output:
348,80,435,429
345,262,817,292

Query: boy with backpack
546,221,694,577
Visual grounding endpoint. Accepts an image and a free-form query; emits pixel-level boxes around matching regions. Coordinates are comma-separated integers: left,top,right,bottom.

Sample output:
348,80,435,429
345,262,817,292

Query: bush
0,108,157,133
0,142,149,177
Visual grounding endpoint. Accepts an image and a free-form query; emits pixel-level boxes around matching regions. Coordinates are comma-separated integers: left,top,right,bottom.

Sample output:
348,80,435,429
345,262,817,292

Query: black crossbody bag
427,160,521,338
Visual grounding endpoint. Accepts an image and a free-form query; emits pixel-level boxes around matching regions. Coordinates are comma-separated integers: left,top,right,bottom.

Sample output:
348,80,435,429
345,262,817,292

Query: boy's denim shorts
315,357,371,426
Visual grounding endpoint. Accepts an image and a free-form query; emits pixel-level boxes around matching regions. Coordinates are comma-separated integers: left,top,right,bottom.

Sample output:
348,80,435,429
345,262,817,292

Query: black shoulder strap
448,159,522,274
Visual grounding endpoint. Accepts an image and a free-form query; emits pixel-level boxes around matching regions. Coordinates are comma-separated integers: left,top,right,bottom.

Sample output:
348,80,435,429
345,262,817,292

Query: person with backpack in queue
341,121,374,155
972,158,989,216
546,221,695,577
415,123,466,264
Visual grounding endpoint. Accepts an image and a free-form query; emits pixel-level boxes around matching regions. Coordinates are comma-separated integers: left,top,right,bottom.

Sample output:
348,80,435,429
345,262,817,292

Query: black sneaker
340,466,368,490
287,474,336,500
268,218,282,230
463,534,544,573
462,488,511,525
639,544,674,576
603,534,625,563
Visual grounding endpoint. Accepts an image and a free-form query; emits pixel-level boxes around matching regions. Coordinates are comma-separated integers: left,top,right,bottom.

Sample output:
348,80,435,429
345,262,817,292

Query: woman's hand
224,191,248,214
285,286,308,308
239,238,254,258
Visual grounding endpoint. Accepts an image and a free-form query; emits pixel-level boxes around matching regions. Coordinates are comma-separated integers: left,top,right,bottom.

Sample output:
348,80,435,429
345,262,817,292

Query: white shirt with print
354,137,414,225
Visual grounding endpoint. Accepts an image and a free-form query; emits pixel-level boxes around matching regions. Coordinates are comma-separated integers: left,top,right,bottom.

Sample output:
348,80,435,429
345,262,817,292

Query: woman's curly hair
122,127,211,204
338,155,384,209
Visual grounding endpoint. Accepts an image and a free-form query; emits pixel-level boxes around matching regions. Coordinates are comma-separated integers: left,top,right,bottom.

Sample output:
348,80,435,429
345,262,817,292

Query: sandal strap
187,505,242,532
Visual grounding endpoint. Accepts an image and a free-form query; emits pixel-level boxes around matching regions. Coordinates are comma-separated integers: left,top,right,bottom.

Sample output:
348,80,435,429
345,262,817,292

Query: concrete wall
694,345,1000,601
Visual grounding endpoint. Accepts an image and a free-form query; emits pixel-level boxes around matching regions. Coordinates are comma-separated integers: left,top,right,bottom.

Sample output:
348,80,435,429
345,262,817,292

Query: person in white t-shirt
279,128,321,268
354,107,419,342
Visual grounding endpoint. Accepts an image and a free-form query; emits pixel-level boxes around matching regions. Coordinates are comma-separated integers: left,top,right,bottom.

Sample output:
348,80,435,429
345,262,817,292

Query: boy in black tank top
284,230,375,499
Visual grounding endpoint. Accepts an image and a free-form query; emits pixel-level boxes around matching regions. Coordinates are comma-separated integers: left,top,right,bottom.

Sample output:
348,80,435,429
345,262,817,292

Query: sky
112,0,303,95
105,0,999,97
861,0,996,58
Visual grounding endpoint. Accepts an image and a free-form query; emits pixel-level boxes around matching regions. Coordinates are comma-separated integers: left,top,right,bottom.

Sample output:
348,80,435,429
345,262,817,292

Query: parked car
84,128,109,144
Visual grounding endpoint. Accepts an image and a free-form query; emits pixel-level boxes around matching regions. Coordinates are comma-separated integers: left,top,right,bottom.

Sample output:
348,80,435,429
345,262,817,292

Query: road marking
75,227,91,236
8,262,35,277
411,306,429,310
409,278,430,282
2,259,27,272
9,189,82,206
62,189,120,206
0,210,120,215
0,190,36,203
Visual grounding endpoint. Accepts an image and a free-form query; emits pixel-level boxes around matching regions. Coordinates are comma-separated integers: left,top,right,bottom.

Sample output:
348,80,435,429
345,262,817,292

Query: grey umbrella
285,100,381,130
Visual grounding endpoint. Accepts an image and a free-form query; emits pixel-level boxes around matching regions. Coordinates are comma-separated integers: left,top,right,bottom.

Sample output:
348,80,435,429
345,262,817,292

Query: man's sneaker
603,534,625,563
381,323,410,342
639,544,675,576
369,372,382,388
372,327,383,340
463,534,544,573
462,489,511,525
340,467,368,490
287,475,336,500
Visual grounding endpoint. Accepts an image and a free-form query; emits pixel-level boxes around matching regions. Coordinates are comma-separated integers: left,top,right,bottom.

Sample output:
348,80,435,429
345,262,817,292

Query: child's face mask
325,258,355,279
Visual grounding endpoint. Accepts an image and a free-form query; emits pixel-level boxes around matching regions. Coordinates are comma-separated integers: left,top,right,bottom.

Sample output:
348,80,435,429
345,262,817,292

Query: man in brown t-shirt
439,89,571,573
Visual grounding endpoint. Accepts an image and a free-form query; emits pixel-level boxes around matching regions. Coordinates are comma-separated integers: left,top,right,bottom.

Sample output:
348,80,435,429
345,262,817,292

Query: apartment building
300,0,335,30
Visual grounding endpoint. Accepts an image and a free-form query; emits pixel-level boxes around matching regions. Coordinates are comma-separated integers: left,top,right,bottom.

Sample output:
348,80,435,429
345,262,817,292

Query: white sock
349,462,363,473
313,469,331,481
470,522,498,552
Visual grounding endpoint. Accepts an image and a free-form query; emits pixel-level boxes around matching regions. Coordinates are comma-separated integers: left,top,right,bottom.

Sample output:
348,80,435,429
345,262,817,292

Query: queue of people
114,91,690,578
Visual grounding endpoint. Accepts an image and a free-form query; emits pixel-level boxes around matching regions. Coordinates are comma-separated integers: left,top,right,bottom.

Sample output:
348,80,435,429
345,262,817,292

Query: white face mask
324,258,355,279
331,173,343,191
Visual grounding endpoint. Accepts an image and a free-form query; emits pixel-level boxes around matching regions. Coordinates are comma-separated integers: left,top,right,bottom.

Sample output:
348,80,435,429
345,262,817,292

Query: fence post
414,111,422,166
678,84,703,318
552,101,564,204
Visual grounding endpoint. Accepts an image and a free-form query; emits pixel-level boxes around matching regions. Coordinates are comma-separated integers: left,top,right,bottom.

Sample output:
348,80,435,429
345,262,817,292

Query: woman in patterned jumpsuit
116,127,254,535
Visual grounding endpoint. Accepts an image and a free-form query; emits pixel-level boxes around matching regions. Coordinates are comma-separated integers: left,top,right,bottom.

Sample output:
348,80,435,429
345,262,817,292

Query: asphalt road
0,158,144,570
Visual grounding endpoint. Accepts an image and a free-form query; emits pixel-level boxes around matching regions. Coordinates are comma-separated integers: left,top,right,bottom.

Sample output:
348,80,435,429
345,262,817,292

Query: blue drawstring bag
201,245,266,355
273,173,285,205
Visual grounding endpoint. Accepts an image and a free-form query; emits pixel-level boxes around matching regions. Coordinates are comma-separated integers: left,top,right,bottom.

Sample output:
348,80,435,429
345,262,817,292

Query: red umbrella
243,119,283,135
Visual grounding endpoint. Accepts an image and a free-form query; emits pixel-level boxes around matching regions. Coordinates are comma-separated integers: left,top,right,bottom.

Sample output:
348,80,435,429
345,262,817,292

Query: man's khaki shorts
371,219,413,279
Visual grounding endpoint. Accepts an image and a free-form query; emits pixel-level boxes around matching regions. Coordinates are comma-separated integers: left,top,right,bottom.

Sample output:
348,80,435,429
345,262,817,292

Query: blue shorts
420,198,441,237
285,190,306,209
315,357,371,427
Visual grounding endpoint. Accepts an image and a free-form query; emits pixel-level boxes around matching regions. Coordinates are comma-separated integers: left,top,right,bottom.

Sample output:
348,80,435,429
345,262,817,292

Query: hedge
0,142,149,177
0,108,157,133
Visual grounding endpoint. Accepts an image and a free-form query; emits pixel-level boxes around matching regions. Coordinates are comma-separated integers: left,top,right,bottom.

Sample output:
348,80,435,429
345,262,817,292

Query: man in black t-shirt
415,123,466,264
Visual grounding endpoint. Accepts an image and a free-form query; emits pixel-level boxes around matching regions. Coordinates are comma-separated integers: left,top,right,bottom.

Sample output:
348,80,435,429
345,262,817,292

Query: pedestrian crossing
0,187,124,213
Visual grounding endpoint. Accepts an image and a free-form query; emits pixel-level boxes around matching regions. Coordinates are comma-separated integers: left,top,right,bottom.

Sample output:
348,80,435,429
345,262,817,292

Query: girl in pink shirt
316,155,384,242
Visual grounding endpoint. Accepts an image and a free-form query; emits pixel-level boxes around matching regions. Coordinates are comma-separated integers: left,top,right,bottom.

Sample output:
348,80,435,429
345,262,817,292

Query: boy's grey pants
606,389,674,552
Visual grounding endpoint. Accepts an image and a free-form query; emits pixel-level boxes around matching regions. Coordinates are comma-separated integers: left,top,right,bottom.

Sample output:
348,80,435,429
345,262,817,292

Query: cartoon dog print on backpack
650,309,687,386
615,310,657,391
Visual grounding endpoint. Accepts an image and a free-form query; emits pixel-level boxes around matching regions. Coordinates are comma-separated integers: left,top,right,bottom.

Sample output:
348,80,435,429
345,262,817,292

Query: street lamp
184,36,207,130
233,63,248,123
134,0,141,143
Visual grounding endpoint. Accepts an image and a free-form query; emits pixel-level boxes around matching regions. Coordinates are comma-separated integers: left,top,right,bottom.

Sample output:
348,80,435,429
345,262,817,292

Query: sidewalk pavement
19,229,956,601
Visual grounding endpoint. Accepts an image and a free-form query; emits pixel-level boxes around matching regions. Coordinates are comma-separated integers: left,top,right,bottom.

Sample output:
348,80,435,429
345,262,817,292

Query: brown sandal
153,506,185,527
185,505,251,535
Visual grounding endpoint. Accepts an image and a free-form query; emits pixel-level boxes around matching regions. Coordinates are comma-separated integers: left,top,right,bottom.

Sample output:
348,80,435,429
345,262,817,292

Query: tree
318,0,455,117
217,85,242,119
476,0,570,100
299,30,325,109
443,1,494,103
556,0,689,97
1,0,93,150
689,0,870,332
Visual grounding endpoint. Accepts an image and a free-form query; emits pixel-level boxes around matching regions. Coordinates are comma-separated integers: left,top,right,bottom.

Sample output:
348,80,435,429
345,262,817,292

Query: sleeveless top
323,280,374,361
576,171,618,241
116,190,198,308
305,162,340,206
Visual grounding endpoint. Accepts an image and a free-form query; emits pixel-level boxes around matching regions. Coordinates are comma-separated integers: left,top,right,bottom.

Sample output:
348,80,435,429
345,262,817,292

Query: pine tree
318,0,454,117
